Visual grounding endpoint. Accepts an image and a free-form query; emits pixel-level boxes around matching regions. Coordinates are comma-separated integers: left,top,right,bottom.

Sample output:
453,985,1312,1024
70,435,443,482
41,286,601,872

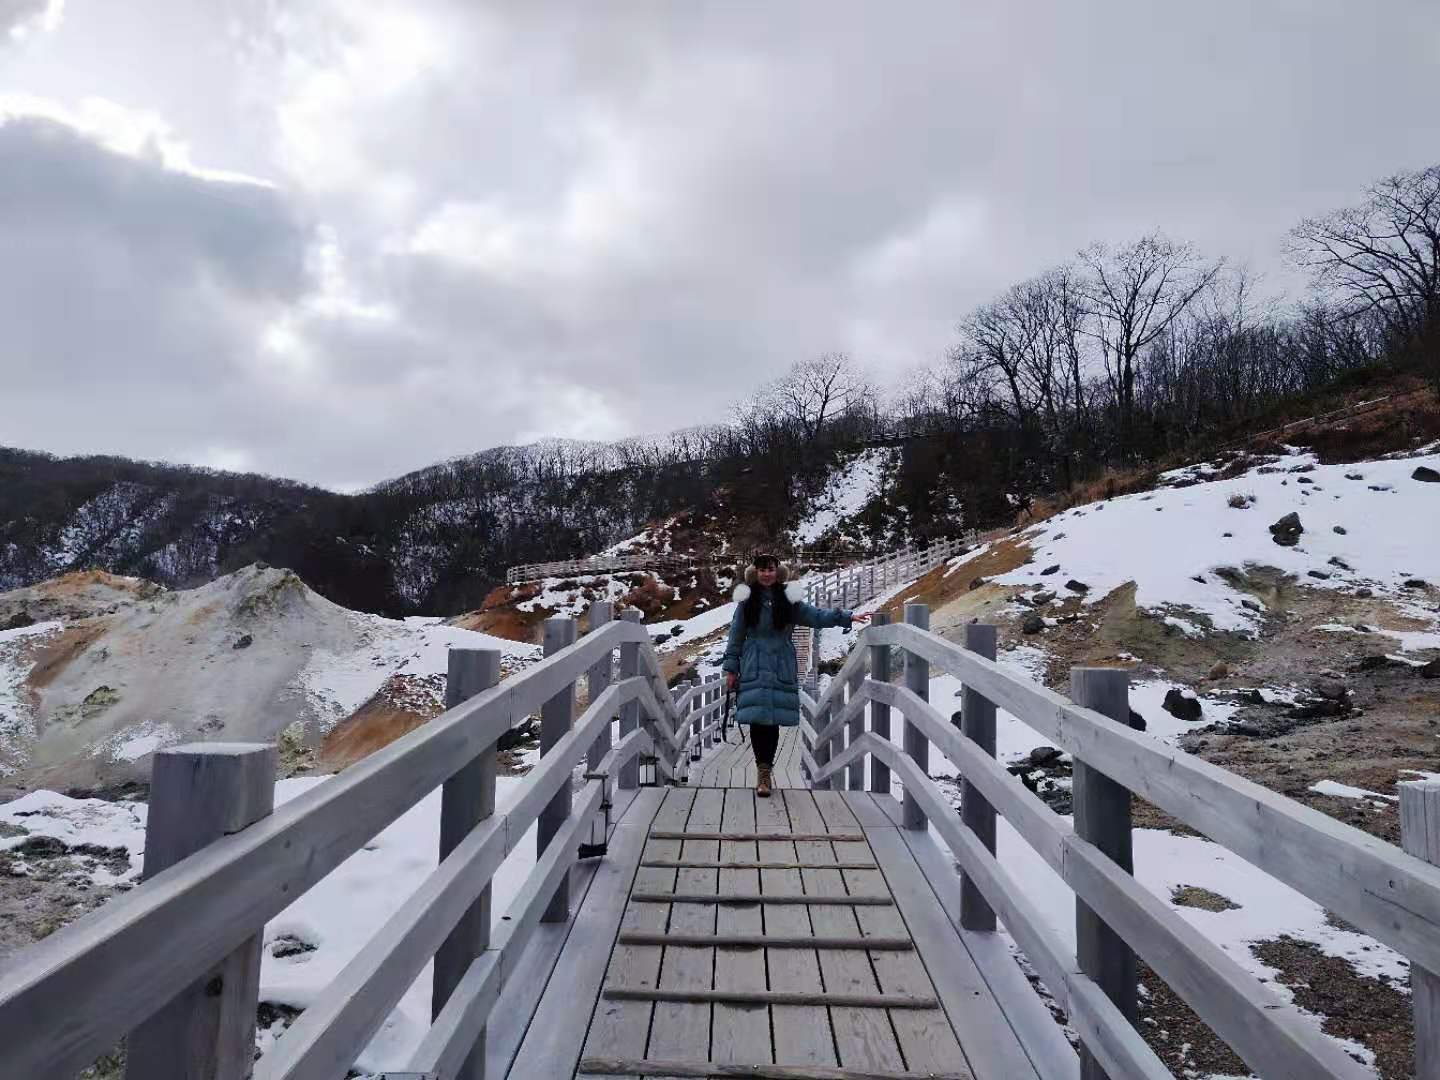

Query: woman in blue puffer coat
722,552,868,796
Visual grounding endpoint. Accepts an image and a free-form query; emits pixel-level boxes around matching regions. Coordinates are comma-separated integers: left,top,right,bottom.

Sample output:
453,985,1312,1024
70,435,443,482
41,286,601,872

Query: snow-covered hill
0,566,536,794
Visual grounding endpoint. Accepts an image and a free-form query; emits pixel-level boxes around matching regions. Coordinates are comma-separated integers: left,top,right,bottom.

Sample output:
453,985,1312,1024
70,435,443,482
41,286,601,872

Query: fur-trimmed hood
733,578,805,604
742,561,790,586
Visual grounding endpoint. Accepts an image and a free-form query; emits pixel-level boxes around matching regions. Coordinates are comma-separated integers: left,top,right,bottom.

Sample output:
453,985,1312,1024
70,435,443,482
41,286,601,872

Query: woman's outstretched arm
790,600,855,630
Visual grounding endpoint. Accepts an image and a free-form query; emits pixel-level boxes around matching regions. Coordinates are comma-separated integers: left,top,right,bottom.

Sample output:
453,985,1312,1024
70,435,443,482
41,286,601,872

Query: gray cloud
3,0,1440,487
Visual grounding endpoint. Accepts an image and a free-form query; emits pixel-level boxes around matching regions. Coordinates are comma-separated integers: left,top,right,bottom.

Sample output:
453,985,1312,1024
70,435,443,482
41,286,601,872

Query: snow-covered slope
988,446,1440,637
0,567,537,793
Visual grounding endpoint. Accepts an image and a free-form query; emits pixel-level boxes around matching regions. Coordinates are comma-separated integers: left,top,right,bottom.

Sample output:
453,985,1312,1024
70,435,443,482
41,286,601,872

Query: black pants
750,724,780,767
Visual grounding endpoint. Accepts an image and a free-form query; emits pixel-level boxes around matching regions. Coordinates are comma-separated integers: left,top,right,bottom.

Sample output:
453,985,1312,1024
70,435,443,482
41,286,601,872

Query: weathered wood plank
901,604,930,830
759,802,836,1068
893,824,1074,1080
503,787,663,1079
959,624,998,933
605,988,938,1009
801,839,904,1071
1401,779,1440,1080
712,788,769,1066
642,869,875,875
579,789,692,1072
577,1057,972,1079
631,892,894,906
619,933,912,950
836,791,894,830
408,781,605,1078
125,744,276,1080
648,788,722,1070
649,831,865,842
780,789,827,835
1071,667,1136,1080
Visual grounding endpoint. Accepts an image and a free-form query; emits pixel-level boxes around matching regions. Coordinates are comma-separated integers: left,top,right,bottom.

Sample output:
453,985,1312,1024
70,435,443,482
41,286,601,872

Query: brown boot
756,765,772,798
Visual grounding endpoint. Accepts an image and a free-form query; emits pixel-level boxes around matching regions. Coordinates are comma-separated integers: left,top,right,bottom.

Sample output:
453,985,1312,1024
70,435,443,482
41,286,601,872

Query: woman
722,553,869,797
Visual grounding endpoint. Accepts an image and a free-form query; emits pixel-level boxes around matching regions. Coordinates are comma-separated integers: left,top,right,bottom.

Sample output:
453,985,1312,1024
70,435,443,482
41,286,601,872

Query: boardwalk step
630,892,892,906
601,987,938,1009
648,831,865,842
616,932,912,950
640,860,878,870
578,1057,972,1079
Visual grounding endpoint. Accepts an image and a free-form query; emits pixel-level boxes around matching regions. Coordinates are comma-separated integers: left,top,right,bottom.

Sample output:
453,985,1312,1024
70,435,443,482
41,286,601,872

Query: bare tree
1078,233,1224,457
1289,164,1440,384
760,353,876,439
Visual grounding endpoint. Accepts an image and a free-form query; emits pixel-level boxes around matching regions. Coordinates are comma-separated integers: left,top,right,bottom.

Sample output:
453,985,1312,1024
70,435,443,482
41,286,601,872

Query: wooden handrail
816,681,1372,1079
0,618,703,1078
809,619,1440,1079
866,621,1440,975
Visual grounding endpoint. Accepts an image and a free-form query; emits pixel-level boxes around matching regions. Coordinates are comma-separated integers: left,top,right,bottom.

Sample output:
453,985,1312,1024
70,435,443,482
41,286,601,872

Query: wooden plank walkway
507,784,1040,1079
690,725,806,790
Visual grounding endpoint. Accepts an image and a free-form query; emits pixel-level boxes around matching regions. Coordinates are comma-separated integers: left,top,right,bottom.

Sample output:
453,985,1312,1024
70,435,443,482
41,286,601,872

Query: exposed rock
1028,746,1063,767
1344,472,1364,480
232,634,253,650
1172,885,1240,912
1313,680,1348,701
1162,688,1203,722
1296,476,1314,484
1064,579,1090,594
1327,556,1351,571
1208,662,1229,679
1241,599,1263,613
1421,659,1440,679
1269,512,1303,547
1031,590,1056,605
1412,466,1440,483
1040,564,1060,576
1354,586,1373,598
1307,570,1330,580
969,576,988,591
1332,525,1347,534
270,935,317,959
2,610,35,631
1021,614,1045,635
1404,578,1428,589
1368,484,1393,492
1129,709,1147,732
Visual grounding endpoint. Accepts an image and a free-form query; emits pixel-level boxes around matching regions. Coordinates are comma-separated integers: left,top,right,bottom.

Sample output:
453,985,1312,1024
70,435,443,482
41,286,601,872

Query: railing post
845,660,866,791
586,602,614,778
960,624,998,932
1071,667,1137,1080
540,616,577,922
901,603,929,830
433,648,501,1080
686,680,703,761
1401,779,1440,1078
868,613,892,796
813,698,832,791
618,609,642,790
125,743,277,1080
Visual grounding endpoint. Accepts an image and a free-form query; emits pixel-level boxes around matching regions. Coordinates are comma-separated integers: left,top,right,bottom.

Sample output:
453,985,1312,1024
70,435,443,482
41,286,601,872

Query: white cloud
3,0,63,42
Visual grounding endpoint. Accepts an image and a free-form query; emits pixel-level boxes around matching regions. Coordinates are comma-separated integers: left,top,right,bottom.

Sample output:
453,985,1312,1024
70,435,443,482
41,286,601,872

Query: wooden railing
798,535,973,610
505,551,693,585
801,607,1440,1080
0,603,725,1080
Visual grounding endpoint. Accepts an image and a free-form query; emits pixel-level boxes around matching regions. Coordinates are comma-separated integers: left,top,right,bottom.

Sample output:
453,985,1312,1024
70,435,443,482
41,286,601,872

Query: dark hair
752,552,779,569
744,581,793,631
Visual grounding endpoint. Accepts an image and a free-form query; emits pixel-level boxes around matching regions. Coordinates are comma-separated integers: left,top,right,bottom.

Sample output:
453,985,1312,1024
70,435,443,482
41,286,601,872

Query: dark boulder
1021,614,1045,635
1162,688,1203,722
233,633,254,650
1412,466,1440,483
1040,564,1060,576
1269,512,1303,547
1064,579,1090,594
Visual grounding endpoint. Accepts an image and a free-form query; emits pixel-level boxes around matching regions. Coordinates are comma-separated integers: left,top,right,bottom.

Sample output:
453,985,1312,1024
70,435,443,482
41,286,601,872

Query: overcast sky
2,1,1438,490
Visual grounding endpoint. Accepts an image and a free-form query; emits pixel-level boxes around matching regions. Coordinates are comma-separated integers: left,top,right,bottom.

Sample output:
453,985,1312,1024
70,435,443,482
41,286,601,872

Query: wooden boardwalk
689,725,806,790
503,784,1067,1079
